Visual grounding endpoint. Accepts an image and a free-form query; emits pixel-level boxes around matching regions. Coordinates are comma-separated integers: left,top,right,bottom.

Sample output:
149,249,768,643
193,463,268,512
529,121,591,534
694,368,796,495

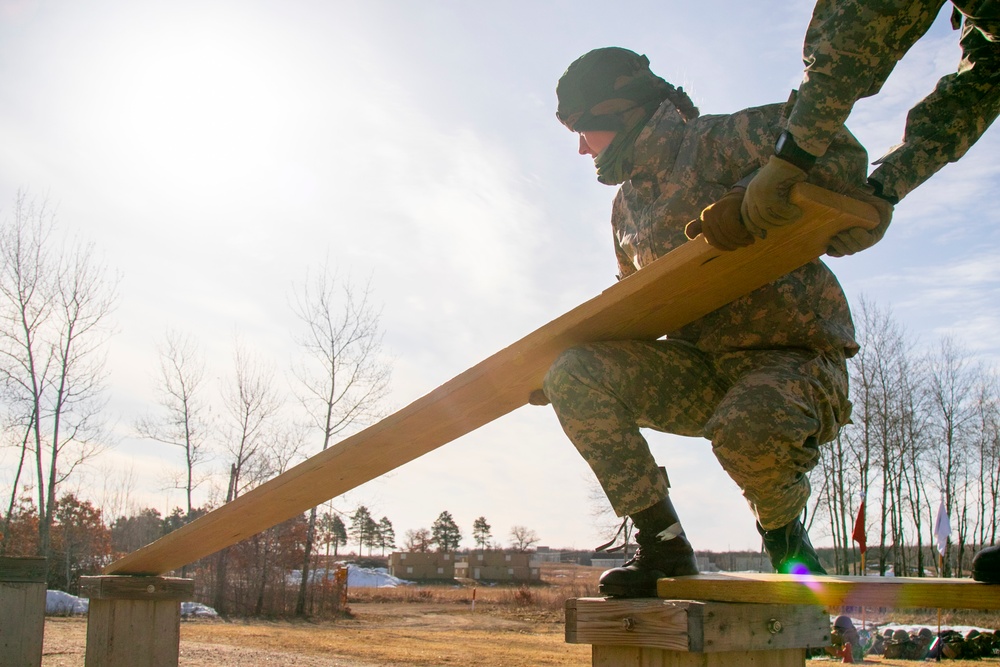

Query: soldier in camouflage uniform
742,0,1000,258
544,47,869,597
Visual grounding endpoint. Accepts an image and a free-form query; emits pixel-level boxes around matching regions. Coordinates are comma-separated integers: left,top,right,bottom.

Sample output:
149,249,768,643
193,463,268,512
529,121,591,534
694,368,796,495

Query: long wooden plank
656,573,1000,610
106,183,877,575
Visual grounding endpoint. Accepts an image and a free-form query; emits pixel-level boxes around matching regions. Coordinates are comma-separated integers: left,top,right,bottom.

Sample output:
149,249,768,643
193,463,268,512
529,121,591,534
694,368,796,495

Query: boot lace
594,517,634,554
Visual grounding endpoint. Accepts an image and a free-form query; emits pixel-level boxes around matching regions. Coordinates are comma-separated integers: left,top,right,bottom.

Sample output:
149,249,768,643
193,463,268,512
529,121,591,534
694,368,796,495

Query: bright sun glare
82,12,310,196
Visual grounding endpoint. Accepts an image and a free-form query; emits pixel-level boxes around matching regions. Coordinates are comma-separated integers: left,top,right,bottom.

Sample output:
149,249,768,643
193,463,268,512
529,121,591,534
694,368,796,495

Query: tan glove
684,188,757,250
741,156,808,238
826,192,894,257
686,188,755,251
528,388,550,406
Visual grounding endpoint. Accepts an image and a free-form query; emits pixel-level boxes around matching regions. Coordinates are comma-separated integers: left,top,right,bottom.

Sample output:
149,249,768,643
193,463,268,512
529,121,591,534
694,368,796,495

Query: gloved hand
826,192,894,257
741,156,808,238
528,388,550,406
685,188,755,251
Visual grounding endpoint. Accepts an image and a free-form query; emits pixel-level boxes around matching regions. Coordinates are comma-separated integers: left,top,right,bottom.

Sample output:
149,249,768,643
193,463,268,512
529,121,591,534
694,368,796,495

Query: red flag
851,497,866,554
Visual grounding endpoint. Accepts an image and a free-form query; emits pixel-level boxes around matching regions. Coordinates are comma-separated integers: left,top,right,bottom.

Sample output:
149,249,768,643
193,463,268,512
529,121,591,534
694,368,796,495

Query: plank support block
0,556,48,667
80,575,194,667
566,597,829,667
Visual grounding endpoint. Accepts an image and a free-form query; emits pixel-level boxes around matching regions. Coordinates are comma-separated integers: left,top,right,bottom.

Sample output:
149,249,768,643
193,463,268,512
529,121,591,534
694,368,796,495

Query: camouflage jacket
787,0,1000,160
612,93,865,356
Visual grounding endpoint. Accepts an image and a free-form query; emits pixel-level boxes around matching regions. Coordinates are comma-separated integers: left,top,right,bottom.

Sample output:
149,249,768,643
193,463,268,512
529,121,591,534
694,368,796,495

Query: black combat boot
598,497,699,598
972,545,1000,584
757,518,827,575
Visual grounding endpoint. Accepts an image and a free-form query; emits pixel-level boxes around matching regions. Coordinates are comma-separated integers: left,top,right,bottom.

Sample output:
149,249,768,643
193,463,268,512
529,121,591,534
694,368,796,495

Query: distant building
455,551,541,582
388,551,457,580
530,547,564,564
722,554,772,573
590,556,626,570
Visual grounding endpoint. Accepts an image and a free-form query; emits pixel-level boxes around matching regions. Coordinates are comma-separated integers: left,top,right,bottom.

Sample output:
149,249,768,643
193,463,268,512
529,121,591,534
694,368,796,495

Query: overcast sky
2,0,999,554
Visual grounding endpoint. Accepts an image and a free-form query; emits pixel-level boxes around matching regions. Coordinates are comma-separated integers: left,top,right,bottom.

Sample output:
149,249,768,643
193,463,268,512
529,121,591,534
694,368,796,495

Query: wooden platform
106,184,877,575
656,573,1000,610
567,597,828,666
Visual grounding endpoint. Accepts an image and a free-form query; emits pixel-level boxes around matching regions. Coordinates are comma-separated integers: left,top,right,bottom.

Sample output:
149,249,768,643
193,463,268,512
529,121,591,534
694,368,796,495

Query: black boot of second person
599,497,699,598
972,545,1000,584
757,518,827,575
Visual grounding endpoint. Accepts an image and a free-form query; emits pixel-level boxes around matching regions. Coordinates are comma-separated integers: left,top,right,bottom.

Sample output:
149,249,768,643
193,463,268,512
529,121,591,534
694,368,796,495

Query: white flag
934,500,951,557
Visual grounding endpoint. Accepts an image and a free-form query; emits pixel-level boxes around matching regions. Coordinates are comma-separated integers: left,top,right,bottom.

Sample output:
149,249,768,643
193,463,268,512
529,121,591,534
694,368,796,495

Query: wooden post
566,597,829,667
0,556,47,667
80,575,194,667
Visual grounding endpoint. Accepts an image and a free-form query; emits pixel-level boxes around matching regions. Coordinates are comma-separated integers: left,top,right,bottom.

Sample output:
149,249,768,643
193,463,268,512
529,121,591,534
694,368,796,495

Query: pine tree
431,511,462,552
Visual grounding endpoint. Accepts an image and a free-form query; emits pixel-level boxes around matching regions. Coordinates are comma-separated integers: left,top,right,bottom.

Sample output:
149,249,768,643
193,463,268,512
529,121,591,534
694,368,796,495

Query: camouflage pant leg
543,339,726,517
707,350,851,530
872,5,1000,200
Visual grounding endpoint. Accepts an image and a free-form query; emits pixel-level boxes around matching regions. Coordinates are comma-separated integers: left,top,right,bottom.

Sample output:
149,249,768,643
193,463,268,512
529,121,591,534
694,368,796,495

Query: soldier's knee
543,345,593,397
710,433,768,482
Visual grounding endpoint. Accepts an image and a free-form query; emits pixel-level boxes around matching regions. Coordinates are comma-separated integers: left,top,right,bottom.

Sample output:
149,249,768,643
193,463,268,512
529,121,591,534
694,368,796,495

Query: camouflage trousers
542,340,851,530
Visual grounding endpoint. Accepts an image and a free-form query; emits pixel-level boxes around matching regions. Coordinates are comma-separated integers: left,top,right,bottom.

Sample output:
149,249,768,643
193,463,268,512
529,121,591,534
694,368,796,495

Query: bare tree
290,266,391,616
135,329,210,516
404,528,432,552
214,336,283,614
97,462,139,526
220,337,282,503
0,191,117,559
926,337,977,575
970,373,1000,550
509,525,540,552
805,296,1000,577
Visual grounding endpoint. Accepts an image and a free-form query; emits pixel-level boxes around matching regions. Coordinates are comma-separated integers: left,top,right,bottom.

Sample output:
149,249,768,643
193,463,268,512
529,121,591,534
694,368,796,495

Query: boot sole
972,570,1000,584
599,582,658,598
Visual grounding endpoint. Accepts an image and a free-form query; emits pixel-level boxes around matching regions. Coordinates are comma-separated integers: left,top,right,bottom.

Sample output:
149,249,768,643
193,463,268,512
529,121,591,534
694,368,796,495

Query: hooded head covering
556,47,671,132
556,47,677,185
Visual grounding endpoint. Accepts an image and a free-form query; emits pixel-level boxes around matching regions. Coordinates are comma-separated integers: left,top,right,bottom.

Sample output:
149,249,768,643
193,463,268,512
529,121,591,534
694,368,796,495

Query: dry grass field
40,563,1000,666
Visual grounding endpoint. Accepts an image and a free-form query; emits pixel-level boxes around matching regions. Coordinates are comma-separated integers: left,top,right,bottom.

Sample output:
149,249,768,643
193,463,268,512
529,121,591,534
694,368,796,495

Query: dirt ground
42,602,587,666
41,604,1000,667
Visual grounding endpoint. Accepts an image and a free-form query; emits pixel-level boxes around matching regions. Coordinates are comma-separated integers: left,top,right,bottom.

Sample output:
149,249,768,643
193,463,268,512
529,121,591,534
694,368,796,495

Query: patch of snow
46,590,217,618
347,564,411,588
181,601,218,618
46,590,88,615
286,563,412,588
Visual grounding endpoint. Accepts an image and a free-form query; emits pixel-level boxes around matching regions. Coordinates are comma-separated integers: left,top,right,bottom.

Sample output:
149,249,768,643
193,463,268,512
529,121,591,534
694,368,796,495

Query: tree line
809,297,999,577
401,512,540,553
1,493,541,614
